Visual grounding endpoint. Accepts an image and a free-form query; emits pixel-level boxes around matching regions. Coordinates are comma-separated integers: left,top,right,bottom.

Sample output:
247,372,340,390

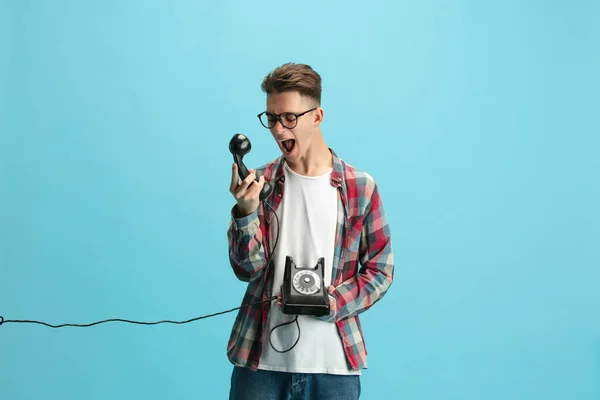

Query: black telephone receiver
229,134,273,201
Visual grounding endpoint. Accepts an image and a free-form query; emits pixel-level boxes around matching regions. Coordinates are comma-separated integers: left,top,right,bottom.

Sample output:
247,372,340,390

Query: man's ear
314,107,324,127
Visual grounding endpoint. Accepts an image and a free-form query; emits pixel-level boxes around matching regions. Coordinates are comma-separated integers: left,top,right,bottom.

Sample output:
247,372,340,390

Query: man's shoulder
335,155,384,218
339,157,377,195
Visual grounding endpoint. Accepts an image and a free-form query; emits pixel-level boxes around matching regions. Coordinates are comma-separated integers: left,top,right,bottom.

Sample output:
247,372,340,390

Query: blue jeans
229,366,361,400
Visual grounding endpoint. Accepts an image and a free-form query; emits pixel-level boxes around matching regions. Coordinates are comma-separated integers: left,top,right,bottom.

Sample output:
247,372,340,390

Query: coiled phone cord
264,200,303,354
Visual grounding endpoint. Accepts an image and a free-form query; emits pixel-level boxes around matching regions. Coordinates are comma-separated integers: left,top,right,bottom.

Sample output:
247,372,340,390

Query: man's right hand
229,162,266,218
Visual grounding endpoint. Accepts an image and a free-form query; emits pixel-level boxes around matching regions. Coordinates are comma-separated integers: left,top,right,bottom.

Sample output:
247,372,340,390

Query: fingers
239,173,258,198
230,164,268,205
327,287,336,310
229,163,238,192
234,171,257,198
248,176,265,198
230,164,255,192
234,172,266,200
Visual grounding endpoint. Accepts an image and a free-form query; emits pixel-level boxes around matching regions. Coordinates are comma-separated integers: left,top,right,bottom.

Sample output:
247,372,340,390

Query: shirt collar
270,148,345,189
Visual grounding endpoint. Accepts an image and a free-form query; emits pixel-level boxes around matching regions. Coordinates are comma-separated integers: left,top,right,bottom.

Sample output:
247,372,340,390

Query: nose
271,119,287,134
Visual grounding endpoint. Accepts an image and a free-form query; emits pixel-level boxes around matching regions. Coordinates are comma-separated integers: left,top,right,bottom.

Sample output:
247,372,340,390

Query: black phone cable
0,182,301,352
263,199,301,354
0,296,278,329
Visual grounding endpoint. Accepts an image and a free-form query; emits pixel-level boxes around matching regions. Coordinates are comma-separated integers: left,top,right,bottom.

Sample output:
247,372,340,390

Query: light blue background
1,1,599,399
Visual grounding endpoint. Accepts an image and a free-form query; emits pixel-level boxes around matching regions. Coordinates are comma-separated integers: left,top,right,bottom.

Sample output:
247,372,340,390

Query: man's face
265,91,321,162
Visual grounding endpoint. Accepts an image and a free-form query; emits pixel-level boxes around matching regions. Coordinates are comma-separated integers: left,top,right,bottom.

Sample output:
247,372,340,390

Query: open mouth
281,139,296,153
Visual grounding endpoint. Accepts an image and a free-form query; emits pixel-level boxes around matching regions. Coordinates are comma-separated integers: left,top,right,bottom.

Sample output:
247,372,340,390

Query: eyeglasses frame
257,107,318,129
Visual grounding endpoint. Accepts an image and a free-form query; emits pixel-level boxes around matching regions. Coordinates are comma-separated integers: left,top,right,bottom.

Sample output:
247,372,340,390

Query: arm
227,205,269,282
319,183,394,321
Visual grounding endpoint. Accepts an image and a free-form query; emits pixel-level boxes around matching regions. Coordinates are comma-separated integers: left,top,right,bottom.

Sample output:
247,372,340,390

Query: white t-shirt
258,161,360,375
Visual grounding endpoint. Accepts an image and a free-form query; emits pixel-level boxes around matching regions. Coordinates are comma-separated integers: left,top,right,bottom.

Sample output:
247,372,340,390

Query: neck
286,130,333,176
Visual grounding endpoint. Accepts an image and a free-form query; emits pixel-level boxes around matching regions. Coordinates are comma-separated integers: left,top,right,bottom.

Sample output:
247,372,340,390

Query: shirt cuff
230,205,259,231
316,294,337,322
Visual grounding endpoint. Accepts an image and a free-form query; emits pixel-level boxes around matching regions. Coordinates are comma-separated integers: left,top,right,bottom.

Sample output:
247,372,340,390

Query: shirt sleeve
318,183,394,322
227,205,269,282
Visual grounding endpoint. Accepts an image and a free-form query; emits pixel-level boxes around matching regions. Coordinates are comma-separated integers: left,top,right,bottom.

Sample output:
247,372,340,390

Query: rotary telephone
229,134,330,317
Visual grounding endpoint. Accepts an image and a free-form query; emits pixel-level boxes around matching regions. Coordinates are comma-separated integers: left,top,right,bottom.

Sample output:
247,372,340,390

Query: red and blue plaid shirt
226,149,394,371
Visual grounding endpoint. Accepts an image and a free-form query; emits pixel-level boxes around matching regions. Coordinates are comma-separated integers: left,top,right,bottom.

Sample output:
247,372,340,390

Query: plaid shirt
226,148,394,371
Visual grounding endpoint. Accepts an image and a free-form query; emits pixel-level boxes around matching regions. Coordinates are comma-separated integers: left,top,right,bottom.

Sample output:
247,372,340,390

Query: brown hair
261,63,322,105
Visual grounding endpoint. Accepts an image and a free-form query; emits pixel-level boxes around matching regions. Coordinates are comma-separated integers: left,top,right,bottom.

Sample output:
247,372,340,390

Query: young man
227,63,394,400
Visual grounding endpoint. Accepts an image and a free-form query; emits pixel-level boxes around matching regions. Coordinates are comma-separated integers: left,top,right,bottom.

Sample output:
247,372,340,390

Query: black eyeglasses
257,107,317,129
